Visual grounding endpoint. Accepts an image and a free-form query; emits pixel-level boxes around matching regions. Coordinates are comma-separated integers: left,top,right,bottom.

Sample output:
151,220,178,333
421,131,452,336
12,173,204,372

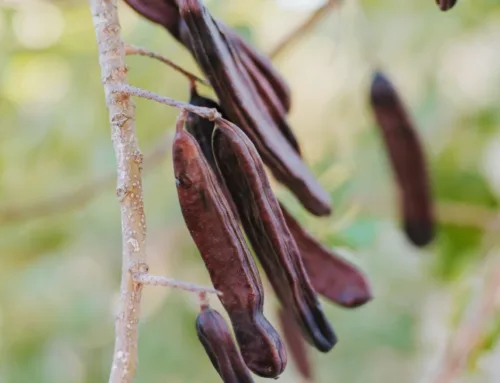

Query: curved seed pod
196,306,255,383
277,307,313,382
186,85,225,171
173,117,287,377
225,28,292,114
123,0,182,39
369,71,435,247
436,0,457,11
178,0,332,217
238,51,301,155
280,203,373,308
186,85,240,219
212,118,337,353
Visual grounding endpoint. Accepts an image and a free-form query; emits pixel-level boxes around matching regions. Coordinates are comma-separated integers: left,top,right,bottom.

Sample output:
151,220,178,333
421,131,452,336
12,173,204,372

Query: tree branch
132,272,222,296
124,44,210,87
269,0,342,59
109,84,221,120
89,0,146,382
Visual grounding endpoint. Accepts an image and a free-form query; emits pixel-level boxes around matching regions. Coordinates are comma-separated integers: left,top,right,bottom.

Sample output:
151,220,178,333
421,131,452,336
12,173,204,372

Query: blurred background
1,0,500,382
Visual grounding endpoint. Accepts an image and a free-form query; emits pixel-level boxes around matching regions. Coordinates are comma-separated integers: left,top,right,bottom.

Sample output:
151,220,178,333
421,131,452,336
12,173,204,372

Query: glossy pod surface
370,72,435,247
178,0,332,216
280,204,373,308
174,126,286,377
212,118,337,352
196,307,255,383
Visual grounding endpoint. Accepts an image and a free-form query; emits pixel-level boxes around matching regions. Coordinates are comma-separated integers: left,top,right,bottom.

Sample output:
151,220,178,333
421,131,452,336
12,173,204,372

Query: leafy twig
124,44,210,86
89,0,147,381
269,0,342,59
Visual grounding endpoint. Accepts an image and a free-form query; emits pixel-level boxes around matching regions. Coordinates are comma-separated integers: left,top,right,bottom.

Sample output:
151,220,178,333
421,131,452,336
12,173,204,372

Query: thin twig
132,272,221,296
430,216,500,383
124,44,210,87
110,84,221,120
0,133,172,226
269,0,342,59
89,0,146,382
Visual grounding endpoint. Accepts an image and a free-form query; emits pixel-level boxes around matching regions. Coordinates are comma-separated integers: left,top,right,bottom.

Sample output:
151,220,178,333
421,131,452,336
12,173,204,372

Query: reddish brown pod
178,0,332,217
123,0,182,39
369,71,435,247
278,308,313,382
173,115,287,378
196,306,255,383
212,118,337,353
436,0,457,11
280,204,373,308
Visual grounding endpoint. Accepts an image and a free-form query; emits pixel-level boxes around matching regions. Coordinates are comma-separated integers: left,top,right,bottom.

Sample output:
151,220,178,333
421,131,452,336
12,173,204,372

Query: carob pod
196,305,255,383
225,27,292,114
173,114,287,377
238,51,301,155
369,71,435,247
186,85,240,218
212,117,337,352
277,307,313,382
123,0,182,39
178,0,332,217
280,203,373,308
436,0,457,11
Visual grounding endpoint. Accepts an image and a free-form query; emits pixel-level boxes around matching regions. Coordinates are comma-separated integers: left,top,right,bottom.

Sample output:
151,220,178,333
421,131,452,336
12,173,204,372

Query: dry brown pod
278,307,313,382
212,117,337,352
280,203,373,308
436,0,457,11
196,306,255,383
178,0,332,217
369,71,435,247
173,114,287,378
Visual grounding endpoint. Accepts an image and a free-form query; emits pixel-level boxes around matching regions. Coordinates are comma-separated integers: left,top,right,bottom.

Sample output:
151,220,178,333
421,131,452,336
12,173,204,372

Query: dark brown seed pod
212,117,337,353
186,84,225,172
186,85,241,220
436,0,457,11
277,307,313,382
226,29,292,114
280,203,373,308
369,71,435,247
123,0,182,39
238,51,301,155
196,306,255,383
173,116,287,378
178,0,332,217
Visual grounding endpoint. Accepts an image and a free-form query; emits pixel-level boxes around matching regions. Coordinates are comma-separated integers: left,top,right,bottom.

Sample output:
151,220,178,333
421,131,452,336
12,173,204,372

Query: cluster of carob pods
123,0,453,381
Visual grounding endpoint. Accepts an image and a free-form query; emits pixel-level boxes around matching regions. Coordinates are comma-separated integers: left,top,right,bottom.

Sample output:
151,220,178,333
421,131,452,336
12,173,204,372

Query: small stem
269,0,342,59
132,272,221,296
175,109,188,133
109,84,221,120
124,44,210,86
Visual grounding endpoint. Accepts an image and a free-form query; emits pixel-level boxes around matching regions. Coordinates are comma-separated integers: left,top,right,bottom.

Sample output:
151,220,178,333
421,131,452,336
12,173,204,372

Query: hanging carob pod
121,0,300,154
436,0,457,11
123,0,183,39
212,117,337,353
196,304,255,383
186,84,241,218
178,0,332,217
173,112,287,378
369,71,435,247
238,51,301,155
280,203,373,308
277,307,313,382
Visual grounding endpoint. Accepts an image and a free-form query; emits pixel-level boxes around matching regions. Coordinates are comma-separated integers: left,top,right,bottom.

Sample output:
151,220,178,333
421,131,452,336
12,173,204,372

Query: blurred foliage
1,0,500,382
